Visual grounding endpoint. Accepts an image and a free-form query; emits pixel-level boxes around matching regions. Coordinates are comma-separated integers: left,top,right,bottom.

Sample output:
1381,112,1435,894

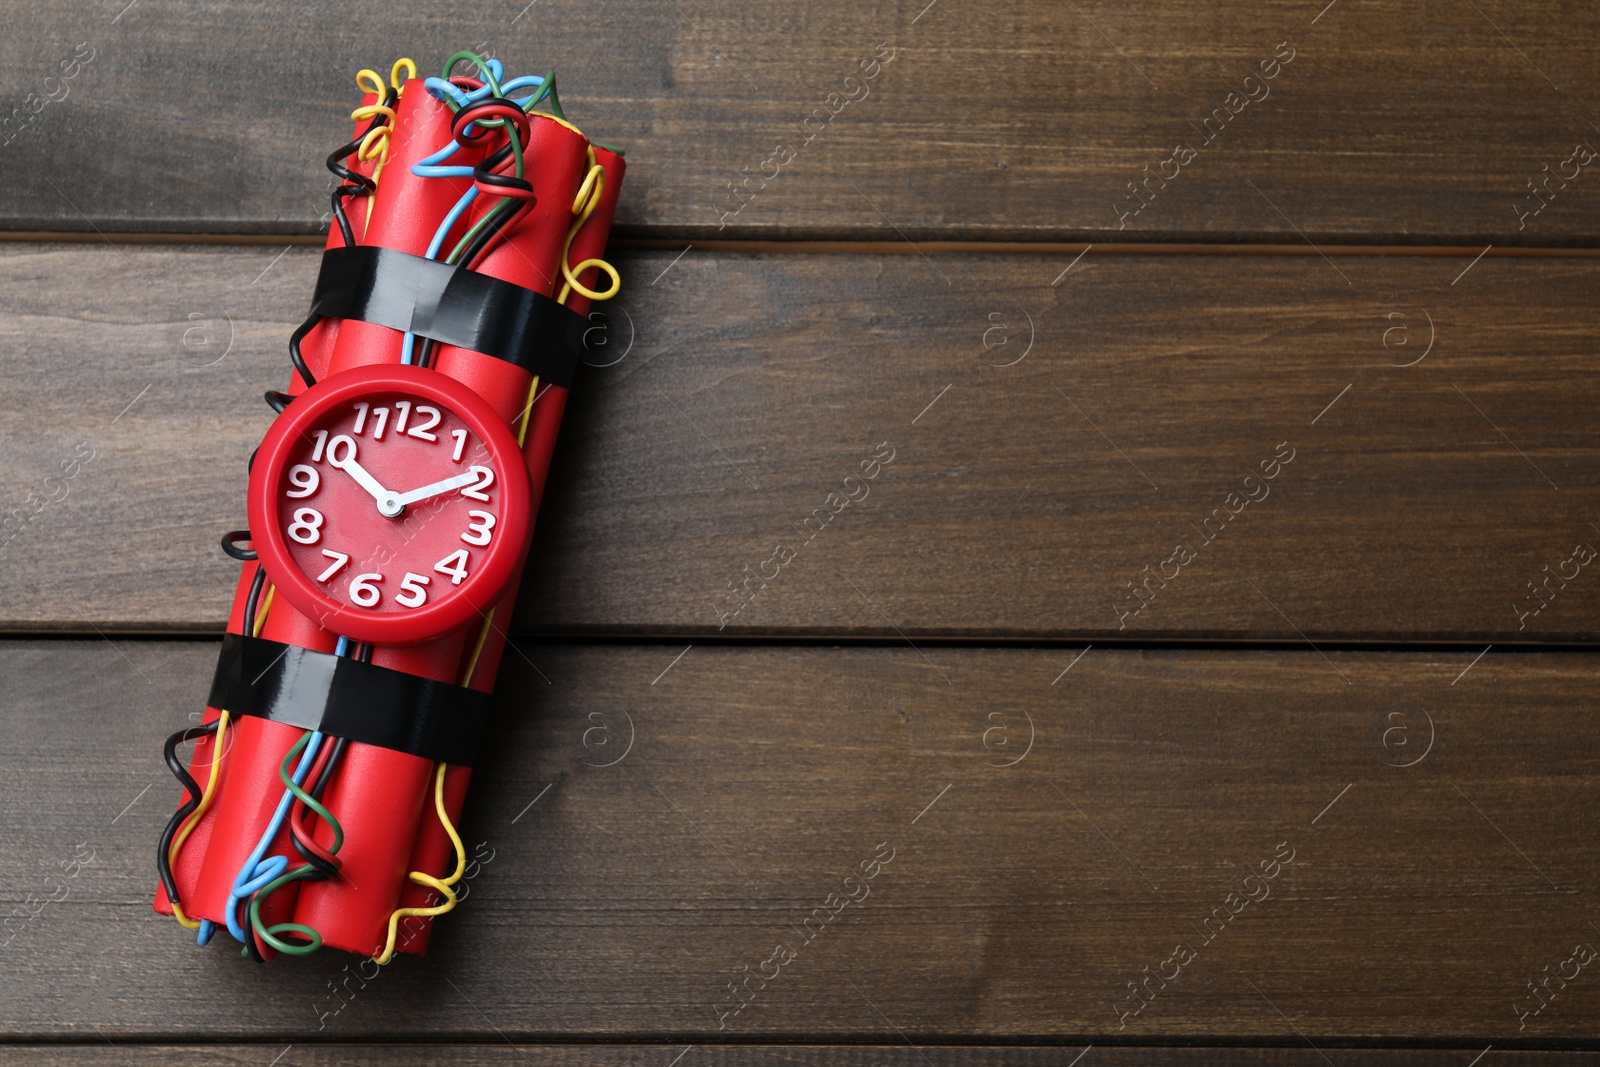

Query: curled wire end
562,257,621,304
355,68,386,99
220,531,257,562
372,762,465,965
264,390,294,414
391,57,417,93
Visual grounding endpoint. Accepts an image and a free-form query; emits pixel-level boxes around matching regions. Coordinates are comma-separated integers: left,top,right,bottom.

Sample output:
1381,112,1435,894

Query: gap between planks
3,230,1600,259
1,628,1596,656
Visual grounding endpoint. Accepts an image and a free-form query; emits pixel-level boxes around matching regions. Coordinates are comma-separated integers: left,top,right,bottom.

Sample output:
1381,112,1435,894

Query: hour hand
392,469,480,508
326,435,402,517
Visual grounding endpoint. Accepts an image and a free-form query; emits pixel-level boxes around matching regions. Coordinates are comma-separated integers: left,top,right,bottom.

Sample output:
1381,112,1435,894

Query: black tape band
309,245,587,389
208,633,488,766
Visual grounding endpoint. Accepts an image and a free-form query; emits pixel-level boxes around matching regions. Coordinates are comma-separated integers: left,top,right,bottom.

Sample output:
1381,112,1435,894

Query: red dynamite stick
396,148,624,956
155,95,381,931
183,615,339,959
152,569,249,918
373,112,593,958
286,82,480,952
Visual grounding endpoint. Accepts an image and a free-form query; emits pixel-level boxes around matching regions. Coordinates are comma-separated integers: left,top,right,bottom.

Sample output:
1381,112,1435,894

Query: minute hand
392,471,481,507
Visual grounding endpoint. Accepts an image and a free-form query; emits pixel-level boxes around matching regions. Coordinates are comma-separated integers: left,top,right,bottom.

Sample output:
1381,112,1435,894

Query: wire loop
220,531,257,562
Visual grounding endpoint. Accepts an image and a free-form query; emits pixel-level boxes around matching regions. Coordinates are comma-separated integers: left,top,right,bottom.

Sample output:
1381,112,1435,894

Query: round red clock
247,364,532,645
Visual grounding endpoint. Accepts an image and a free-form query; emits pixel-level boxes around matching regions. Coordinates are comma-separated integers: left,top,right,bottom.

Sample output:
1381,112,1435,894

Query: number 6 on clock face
247,364,532,645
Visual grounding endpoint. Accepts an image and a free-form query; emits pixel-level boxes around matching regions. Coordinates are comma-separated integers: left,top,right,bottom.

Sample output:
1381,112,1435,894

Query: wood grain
2,1047,1596,1066
0,640,1595,1042
1,2,1599,242
3,243,1598,641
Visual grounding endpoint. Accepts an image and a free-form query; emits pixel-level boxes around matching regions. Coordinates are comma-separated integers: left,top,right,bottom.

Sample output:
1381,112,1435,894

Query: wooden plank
3,243,1599,641
1,2,1599,242
0,640,1595,1041
2,1046,1596,1066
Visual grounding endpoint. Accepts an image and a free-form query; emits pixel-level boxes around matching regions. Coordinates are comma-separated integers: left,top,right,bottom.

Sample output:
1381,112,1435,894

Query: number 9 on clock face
247,364,532,645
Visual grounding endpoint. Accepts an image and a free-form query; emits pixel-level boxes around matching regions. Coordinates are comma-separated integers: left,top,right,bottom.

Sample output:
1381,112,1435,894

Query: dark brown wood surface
2,1,1600,242
3,243,1597,641
3,2,1598,1058
3,1047,1596,1066
2,640,1595,1043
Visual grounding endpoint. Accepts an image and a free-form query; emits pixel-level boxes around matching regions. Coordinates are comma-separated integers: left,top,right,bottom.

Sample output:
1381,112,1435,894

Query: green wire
446,200,512,265
242,732,346,957
530,70,566,121
442,50,503,97
430,54,584,267
246,865,324,956
445,124,526,265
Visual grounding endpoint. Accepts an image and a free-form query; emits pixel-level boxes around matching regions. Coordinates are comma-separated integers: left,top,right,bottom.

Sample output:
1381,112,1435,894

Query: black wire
415,336,437,370
155,720,221,906
326,139,379,247
287,312,321,389
243,924,267,963
325,152,370,249
469,138,535,201
221,530,258,562
325,87,397,249
243,566,266,637
328,186,361,249
287,736,348,880
264,390,294,414
461,194,535,273
313,738,348,795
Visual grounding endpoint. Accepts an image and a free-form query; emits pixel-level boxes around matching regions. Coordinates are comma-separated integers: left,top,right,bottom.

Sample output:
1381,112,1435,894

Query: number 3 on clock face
247,364,532,645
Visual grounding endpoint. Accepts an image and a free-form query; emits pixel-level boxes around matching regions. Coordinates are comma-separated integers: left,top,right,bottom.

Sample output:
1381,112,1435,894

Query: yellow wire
556,148,621,305
452,316,547,692
352,102,398,185
515,374,541,447
372,762,465,964
175,572,267,924
390,57,417,93
453,369,544,689
252,587,275,637
529,108,587,141
459,611,494,687
352,64,409,191
169,710,231,929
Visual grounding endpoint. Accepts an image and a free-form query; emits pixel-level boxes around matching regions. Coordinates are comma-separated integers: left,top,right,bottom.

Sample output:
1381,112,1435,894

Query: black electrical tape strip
309,245,588,389
207,633,488,766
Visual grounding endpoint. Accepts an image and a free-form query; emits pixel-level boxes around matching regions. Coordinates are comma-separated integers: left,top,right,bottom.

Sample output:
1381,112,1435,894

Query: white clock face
273,392,502,616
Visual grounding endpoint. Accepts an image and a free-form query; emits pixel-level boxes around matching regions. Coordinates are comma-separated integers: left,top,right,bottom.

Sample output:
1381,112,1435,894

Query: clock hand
391,469,481,508
326,435,403,517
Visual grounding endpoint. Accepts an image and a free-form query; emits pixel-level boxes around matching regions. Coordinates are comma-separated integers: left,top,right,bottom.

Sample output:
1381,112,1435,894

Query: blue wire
223,731,324,944
400,68,545,365
216,635,352,946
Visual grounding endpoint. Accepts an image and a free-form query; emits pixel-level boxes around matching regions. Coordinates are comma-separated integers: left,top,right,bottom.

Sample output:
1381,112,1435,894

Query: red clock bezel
247,363,532,646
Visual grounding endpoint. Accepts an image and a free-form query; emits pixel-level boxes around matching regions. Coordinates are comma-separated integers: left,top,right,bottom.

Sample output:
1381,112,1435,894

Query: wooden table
0,2,1596,1063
